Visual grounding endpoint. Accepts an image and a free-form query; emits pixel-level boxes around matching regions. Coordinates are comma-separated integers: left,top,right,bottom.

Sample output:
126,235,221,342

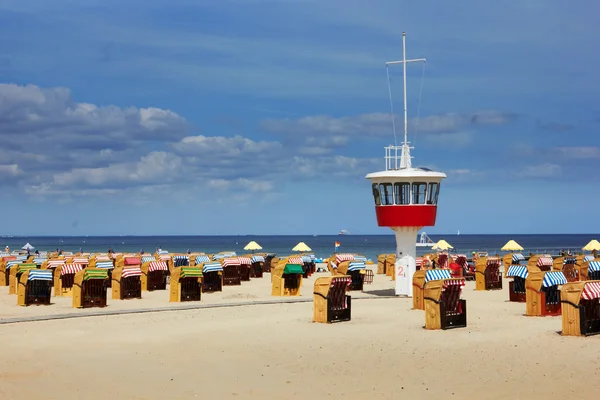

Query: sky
0,0,599,236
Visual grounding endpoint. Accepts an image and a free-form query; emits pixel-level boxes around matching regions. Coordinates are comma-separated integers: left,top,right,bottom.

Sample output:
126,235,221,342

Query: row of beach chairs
0,251,315,307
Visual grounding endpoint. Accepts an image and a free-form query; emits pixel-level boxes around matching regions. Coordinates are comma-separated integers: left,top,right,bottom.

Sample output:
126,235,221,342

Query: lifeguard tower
366,32,446,297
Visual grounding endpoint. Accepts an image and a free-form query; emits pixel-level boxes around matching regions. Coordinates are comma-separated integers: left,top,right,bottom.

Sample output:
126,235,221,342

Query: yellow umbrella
432,239,453,251
244,241,262,251
292,242,312,252
501,239,524,251
582,239,600,252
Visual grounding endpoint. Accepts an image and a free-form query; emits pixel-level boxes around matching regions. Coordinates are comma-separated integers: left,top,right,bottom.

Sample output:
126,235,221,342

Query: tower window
372,183,381,206
412,182,427,204
428,183,440,205
394,183,411,204
379,183,394,205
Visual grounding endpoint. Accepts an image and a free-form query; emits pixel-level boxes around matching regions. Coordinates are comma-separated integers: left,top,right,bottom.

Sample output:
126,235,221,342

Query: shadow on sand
361,288,396,297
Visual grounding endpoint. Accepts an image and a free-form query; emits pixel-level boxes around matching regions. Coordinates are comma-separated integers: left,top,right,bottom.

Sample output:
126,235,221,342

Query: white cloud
171,135,281,157
553,147,600,160
32,152,184,190
261,111,517,149
518,163,562,178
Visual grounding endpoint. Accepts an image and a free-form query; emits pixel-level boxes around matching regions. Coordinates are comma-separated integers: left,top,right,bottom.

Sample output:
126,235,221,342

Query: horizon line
1,233,598,238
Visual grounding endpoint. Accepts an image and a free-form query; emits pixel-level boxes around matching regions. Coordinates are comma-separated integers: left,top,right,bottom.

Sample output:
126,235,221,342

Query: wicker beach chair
423,277,467,330
313,275,352,323
560,281,600,336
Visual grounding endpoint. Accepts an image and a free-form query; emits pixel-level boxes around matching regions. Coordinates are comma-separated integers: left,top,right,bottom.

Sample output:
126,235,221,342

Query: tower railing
385,144,413,170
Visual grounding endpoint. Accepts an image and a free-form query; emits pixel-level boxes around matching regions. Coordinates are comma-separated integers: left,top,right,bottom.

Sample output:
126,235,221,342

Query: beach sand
1,267,599,399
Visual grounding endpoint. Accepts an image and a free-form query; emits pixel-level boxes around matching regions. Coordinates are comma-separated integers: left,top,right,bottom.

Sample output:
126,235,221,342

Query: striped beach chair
250,255,265,278
560,280,600,336
271,258,303,296
587,261,600,281
221,257,242,286
334,260,367,291
475,257,502,291
262,253,276,273
9,264,38,295
72,268,109,308
173,255,190,268
300,255,313,278
1,258,19,286
237,256,252,281
412,269,452,311
506,265,528,302
112,264,142,300
141,261,169,291
200,262,223,292
55,263,83,297
169,267,202,302
525,271,567,317
424,277,467,330
17,269,53,306
560,257,579,282
313,276,352,323
536,256,553,272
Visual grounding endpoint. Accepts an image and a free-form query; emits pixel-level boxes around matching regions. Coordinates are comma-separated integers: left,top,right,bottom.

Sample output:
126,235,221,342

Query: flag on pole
334,241,340,252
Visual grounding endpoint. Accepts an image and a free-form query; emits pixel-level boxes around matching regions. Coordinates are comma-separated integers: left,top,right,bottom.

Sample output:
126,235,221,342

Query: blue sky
0,0,599,235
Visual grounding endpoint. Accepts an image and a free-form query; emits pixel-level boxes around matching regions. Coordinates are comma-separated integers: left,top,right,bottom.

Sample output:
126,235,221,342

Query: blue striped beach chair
18,269,53,306
200,262,223,292
525,271,567,316
250,255,265,278
506,265,528,302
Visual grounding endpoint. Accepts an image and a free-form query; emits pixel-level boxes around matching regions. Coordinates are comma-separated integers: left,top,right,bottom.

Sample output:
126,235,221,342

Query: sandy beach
1,268,599,399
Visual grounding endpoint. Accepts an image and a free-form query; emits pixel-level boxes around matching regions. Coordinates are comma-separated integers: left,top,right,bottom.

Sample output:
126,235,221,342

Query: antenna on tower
385,32,426,169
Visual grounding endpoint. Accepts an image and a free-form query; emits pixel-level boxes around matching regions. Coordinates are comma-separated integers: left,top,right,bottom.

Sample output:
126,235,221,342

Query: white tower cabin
365,32,447,297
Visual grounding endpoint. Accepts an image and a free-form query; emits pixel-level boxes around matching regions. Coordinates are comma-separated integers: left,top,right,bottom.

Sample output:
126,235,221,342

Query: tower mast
385,32,426,169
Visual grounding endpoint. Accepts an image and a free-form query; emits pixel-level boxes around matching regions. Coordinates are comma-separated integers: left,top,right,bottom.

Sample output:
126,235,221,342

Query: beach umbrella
432,239,453,251
501,239,524,251
292,242,312,252
22,243,35,251
244,241,263,252
582,239,600,252
583,239,600,257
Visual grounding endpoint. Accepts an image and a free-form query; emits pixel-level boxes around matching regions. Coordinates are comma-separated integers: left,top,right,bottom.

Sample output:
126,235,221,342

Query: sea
1,234,596,261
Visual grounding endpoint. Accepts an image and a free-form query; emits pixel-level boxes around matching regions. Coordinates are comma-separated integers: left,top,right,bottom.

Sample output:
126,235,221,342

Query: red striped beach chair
237,256,252,281
424,278,467,330
112,263,142,300
313,276,351,323
221,257,242,286
141,260,169,291
475,257,502,291
561,280,600,336
54,263,83,297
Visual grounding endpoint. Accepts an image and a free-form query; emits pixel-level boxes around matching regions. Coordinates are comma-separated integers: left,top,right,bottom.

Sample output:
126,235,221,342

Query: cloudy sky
0,0,598,235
